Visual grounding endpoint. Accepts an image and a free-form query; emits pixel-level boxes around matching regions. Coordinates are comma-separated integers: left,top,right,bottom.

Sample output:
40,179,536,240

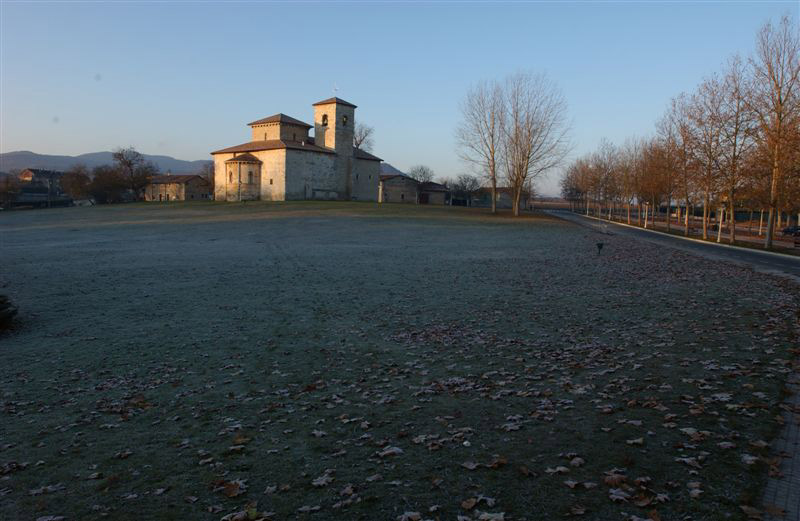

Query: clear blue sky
1,1,796,195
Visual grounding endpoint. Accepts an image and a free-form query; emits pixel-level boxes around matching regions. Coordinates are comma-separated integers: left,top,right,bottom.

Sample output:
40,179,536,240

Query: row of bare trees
457,72,570,216
561,15,800,249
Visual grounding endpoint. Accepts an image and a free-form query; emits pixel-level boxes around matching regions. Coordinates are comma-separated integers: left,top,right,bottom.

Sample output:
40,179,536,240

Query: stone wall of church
352,159,380,201
284,149,339,200
258,150,286,201
250,122,310,142
213,154,233,201
279,125,309,142
225,161,261,201
251,123,280,141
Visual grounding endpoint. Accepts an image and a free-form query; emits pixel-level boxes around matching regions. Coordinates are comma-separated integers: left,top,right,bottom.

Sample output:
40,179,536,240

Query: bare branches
501,72,571,216
353,123,375,152
407,165,434,183
456,80,505,213
747,15,800,248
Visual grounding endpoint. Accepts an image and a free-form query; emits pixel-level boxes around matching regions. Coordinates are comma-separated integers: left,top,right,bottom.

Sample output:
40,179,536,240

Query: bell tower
313,97,357,198
313,97,356,153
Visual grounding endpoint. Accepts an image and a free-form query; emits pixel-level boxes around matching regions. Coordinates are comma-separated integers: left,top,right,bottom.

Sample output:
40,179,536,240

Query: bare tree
198,162,214,189
456,80,505,213
502,72,570,216
748,15,800,248
450,173,481,205
455,173,481,193
62,163,91,199
112,147,147,199
660,94,698,236
618,138,644,224
407,165,434,183
353,123,375,152
689,75,725,239
718,55,757,243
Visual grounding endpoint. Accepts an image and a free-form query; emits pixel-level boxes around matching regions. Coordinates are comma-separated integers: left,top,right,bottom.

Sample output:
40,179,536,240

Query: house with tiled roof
143,174,211,202
211,97,381,202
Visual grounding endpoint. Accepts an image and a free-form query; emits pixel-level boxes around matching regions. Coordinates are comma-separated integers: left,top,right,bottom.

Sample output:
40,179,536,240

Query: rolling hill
0,150,211,174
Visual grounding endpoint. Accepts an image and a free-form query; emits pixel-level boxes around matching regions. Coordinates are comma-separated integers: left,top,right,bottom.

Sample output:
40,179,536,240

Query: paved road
546,210,800,282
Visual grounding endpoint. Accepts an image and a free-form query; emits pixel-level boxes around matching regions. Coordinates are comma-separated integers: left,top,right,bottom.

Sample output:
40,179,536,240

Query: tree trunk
666,197,671,233
716,207,724,243
684,199,690,236
627,203,631,224
702,195,709,240
490,176,497,215
765,145,780,249
728,192,736,244
749,209,753,236
765,208,775,248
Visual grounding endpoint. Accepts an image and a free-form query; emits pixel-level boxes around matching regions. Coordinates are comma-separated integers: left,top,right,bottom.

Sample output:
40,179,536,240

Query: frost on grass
0,203,797,520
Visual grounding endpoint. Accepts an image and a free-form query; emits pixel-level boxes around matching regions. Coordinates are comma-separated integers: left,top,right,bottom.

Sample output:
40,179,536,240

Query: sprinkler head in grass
596,242,604,255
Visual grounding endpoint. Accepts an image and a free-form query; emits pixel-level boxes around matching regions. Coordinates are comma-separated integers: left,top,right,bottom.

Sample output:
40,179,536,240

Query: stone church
211,97,382,201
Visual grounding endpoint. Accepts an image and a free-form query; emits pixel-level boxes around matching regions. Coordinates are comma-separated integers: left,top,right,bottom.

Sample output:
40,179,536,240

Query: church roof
225,153,262,163
354,148,382,162
312,97,357,108
211,140,335,156
247,113,312,128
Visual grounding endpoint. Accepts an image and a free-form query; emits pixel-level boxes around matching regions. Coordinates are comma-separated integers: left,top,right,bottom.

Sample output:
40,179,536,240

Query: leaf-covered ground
1,202,797,521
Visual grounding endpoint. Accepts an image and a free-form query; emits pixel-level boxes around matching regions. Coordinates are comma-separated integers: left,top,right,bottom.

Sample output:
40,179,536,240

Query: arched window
342,115,348,126
322,114,328,126
248,172,253,184
229,171,233,183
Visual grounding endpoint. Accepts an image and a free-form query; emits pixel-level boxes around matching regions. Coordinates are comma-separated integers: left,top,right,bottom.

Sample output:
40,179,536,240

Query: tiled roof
247,113,312,128
379,174,416,182
419,181,449,192
354,148,382,162
312,97,357,108
149,174,206,185
211,140,335,155
225,153,262,163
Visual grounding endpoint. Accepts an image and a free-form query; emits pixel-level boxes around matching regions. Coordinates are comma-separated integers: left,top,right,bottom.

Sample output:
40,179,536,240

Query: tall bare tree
661,94,697,236
502,72,570,216
689,76,724,239
718,55,756,243
353,123,375,152
112,147,147,199
618,138,643,224
748,15,800,248
456,80,505,213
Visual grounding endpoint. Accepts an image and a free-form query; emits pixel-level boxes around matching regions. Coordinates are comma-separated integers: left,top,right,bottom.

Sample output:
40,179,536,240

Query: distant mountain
380,163,406,176
0,151,211,174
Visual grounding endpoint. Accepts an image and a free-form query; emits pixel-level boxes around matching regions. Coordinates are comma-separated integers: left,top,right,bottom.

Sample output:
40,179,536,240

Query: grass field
1,201,797,521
